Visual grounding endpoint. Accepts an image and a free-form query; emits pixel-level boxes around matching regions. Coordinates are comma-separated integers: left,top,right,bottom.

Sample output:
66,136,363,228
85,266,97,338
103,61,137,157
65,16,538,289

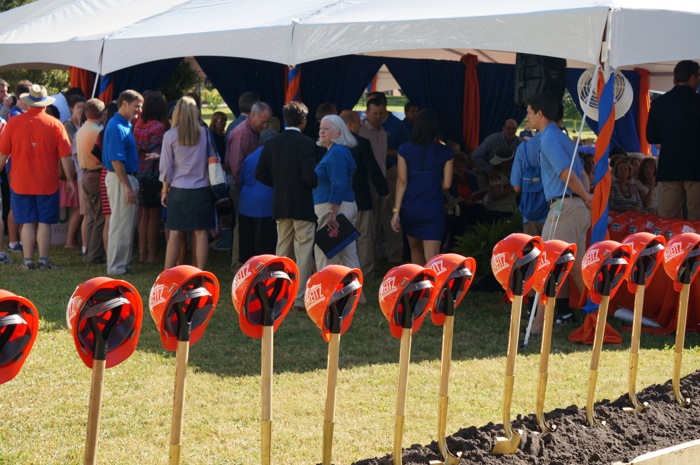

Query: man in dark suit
256,101,318,311
647,60,700,221
340,110,389,279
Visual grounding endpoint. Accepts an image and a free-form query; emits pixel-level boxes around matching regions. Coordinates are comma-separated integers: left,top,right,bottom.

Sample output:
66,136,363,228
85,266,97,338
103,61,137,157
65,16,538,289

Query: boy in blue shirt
526,93,592,332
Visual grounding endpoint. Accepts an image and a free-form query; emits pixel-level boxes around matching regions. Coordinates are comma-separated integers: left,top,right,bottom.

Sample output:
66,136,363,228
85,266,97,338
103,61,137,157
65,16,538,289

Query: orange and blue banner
285,66,300,103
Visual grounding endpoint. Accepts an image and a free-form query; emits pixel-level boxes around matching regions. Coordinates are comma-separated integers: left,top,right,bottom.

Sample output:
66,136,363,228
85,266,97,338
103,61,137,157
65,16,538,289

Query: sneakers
8,242,22,254
0,252,13,264
19,261,35,270
555,310,575,324
37,259,59,270
554,299,576,325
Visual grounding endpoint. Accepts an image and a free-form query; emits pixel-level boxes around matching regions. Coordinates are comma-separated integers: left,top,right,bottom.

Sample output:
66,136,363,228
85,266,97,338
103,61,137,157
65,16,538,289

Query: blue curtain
196,56,286,117
298,55,384,123
566,68,640,152
476,63,527,143
111,58,183,96
384,58,464,145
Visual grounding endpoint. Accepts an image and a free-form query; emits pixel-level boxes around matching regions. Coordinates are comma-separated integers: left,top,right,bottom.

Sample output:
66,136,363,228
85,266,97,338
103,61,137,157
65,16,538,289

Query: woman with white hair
313,114,359,270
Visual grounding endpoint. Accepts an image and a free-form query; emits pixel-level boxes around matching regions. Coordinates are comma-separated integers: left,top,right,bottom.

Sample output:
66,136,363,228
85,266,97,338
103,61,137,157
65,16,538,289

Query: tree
0,0,34,12
158,59,203,103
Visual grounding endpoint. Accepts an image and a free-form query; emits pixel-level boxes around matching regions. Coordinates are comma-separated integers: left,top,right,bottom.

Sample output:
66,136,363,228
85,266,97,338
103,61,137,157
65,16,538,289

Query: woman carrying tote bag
159,96,218,270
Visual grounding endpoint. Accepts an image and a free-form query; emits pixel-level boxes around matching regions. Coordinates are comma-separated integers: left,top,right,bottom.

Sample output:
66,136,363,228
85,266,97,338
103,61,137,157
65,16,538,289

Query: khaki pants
276,218,316,308
375,165,402,263
355,209,375,279
105,172,138,275
659,181,700,221
541,197,590,298
532,197,590,333
314,201,360,272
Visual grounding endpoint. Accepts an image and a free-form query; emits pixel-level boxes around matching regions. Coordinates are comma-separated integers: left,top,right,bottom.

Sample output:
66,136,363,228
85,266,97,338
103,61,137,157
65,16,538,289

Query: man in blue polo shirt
103,89,143,275
526,92,591,333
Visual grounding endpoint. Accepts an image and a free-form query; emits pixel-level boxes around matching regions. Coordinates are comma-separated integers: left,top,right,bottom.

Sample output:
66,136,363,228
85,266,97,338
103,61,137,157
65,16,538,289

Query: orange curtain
635,67,651,155
460,54,480,150
69,67,95,98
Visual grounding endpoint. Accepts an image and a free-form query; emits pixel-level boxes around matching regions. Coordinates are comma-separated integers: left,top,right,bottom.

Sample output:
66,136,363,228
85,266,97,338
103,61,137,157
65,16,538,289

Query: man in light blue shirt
510,132,547,236
526,92,591,333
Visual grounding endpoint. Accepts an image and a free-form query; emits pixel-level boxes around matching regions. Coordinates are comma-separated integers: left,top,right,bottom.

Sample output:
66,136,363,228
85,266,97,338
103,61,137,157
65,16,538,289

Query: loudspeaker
514,53,567,108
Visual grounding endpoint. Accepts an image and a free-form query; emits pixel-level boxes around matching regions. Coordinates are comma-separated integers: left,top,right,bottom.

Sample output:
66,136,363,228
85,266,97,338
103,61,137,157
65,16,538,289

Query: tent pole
91,39,106,98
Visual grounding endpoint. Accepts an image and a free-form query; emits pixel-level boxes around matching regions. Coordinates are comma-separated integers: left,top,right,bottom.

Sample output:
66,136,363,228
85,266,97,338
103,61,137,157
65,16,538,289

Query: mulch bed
353,370,700,464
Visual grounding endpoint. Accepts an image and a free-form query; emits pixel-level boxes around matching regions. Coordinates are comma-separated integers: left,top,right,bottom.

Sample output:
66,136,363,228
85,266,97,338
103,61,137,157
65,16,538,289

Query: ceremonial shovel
394,292,420,465
170,290,215,462
531,241,576,434
84,296,131,465
490,233,543,455
582,242,630,426
66,278,143,465
671,276,692,407
231,255,298,465
378,264,437,465
621,233,665,413
429,289,461,465
492,267,525,455
258,284,281,465
425,254,475,465
662,233,700,407
303,265,363,465
149,267,220,464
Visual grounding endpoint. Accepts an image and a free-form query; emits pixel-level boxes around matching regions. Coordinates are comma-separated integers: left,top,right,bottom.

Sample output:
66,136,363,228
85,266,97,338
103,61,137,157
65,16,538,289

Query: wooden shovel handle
586,294,610,425
395,328,412,417
673,283,691,407
438,315,455,397
84,359,106,465
325,334,340,422
322,333,340,465
627,286,646,411
169,340,190,465
536,297,556,430
393,328,413,465
261,326,273,465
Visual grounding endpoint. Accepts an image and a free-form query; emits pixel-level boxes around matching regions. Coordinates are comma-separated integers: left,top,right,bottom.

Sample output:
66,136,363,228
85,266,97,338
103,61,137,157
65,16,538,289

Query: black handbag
314,214,360,259
138,160,162,208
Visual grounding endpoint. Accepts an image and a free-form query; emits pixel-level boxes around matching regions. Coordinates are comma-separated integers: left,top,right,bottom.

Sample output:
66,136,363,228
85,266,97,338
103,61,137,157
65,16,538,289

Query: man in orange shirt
0,84,75,270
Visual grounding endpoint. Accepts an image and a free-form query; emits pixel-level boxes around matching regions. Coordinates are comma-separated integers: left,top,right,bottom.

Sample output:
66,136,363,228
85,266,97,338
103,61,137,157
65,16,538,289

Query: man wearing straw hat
0,84,75,270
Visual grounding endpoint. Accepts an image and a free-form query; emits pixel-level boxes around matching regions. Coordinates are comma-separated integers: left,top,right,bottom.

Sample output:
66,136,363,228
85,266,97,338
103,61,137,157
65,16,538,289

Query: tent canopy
0,0,698,90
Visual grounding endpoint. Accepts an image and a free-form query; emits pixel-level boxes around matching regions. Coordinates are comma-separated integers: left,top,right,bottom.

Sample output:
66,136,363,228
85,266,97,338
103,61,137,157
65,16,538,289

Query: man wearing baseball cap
0,84,75,270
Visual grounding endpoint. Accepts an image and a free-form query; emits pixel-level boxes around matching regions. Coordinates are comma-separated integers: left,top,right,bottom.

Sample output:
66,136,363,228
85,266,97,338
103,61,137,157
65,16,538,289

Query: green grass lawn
0,245,697,464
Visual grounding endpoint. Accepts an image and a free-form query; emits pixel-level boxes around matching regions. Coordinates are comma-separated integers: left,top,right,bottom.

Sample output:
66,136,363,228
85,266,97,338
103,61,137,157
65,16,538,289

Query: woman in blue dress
391,109,454,265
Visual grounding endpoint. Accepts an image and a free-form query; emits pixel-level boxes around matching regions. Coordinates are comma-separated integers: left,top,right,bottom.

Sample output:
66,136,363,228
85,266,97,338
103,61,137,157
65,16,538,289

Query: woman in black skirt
159,96,217,270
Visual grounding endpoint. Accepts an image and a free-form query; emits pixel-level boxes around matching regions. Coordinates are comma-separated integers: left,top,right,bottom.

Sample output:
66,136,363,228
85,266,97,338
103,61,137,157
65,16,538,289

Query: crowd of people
0,60,697,307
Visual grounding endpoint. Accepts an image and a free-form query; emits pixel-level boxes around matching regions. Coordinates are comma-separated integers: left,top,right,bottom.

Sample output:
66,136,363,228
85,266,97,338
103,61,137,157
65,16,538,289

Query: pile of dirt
353,370,700,464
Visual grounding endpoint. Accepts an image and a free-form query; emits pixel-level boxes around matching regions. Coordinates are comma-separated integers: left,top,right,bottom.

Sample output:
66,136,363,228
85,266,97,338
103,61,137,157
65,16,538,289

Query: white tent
0,0,698,90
